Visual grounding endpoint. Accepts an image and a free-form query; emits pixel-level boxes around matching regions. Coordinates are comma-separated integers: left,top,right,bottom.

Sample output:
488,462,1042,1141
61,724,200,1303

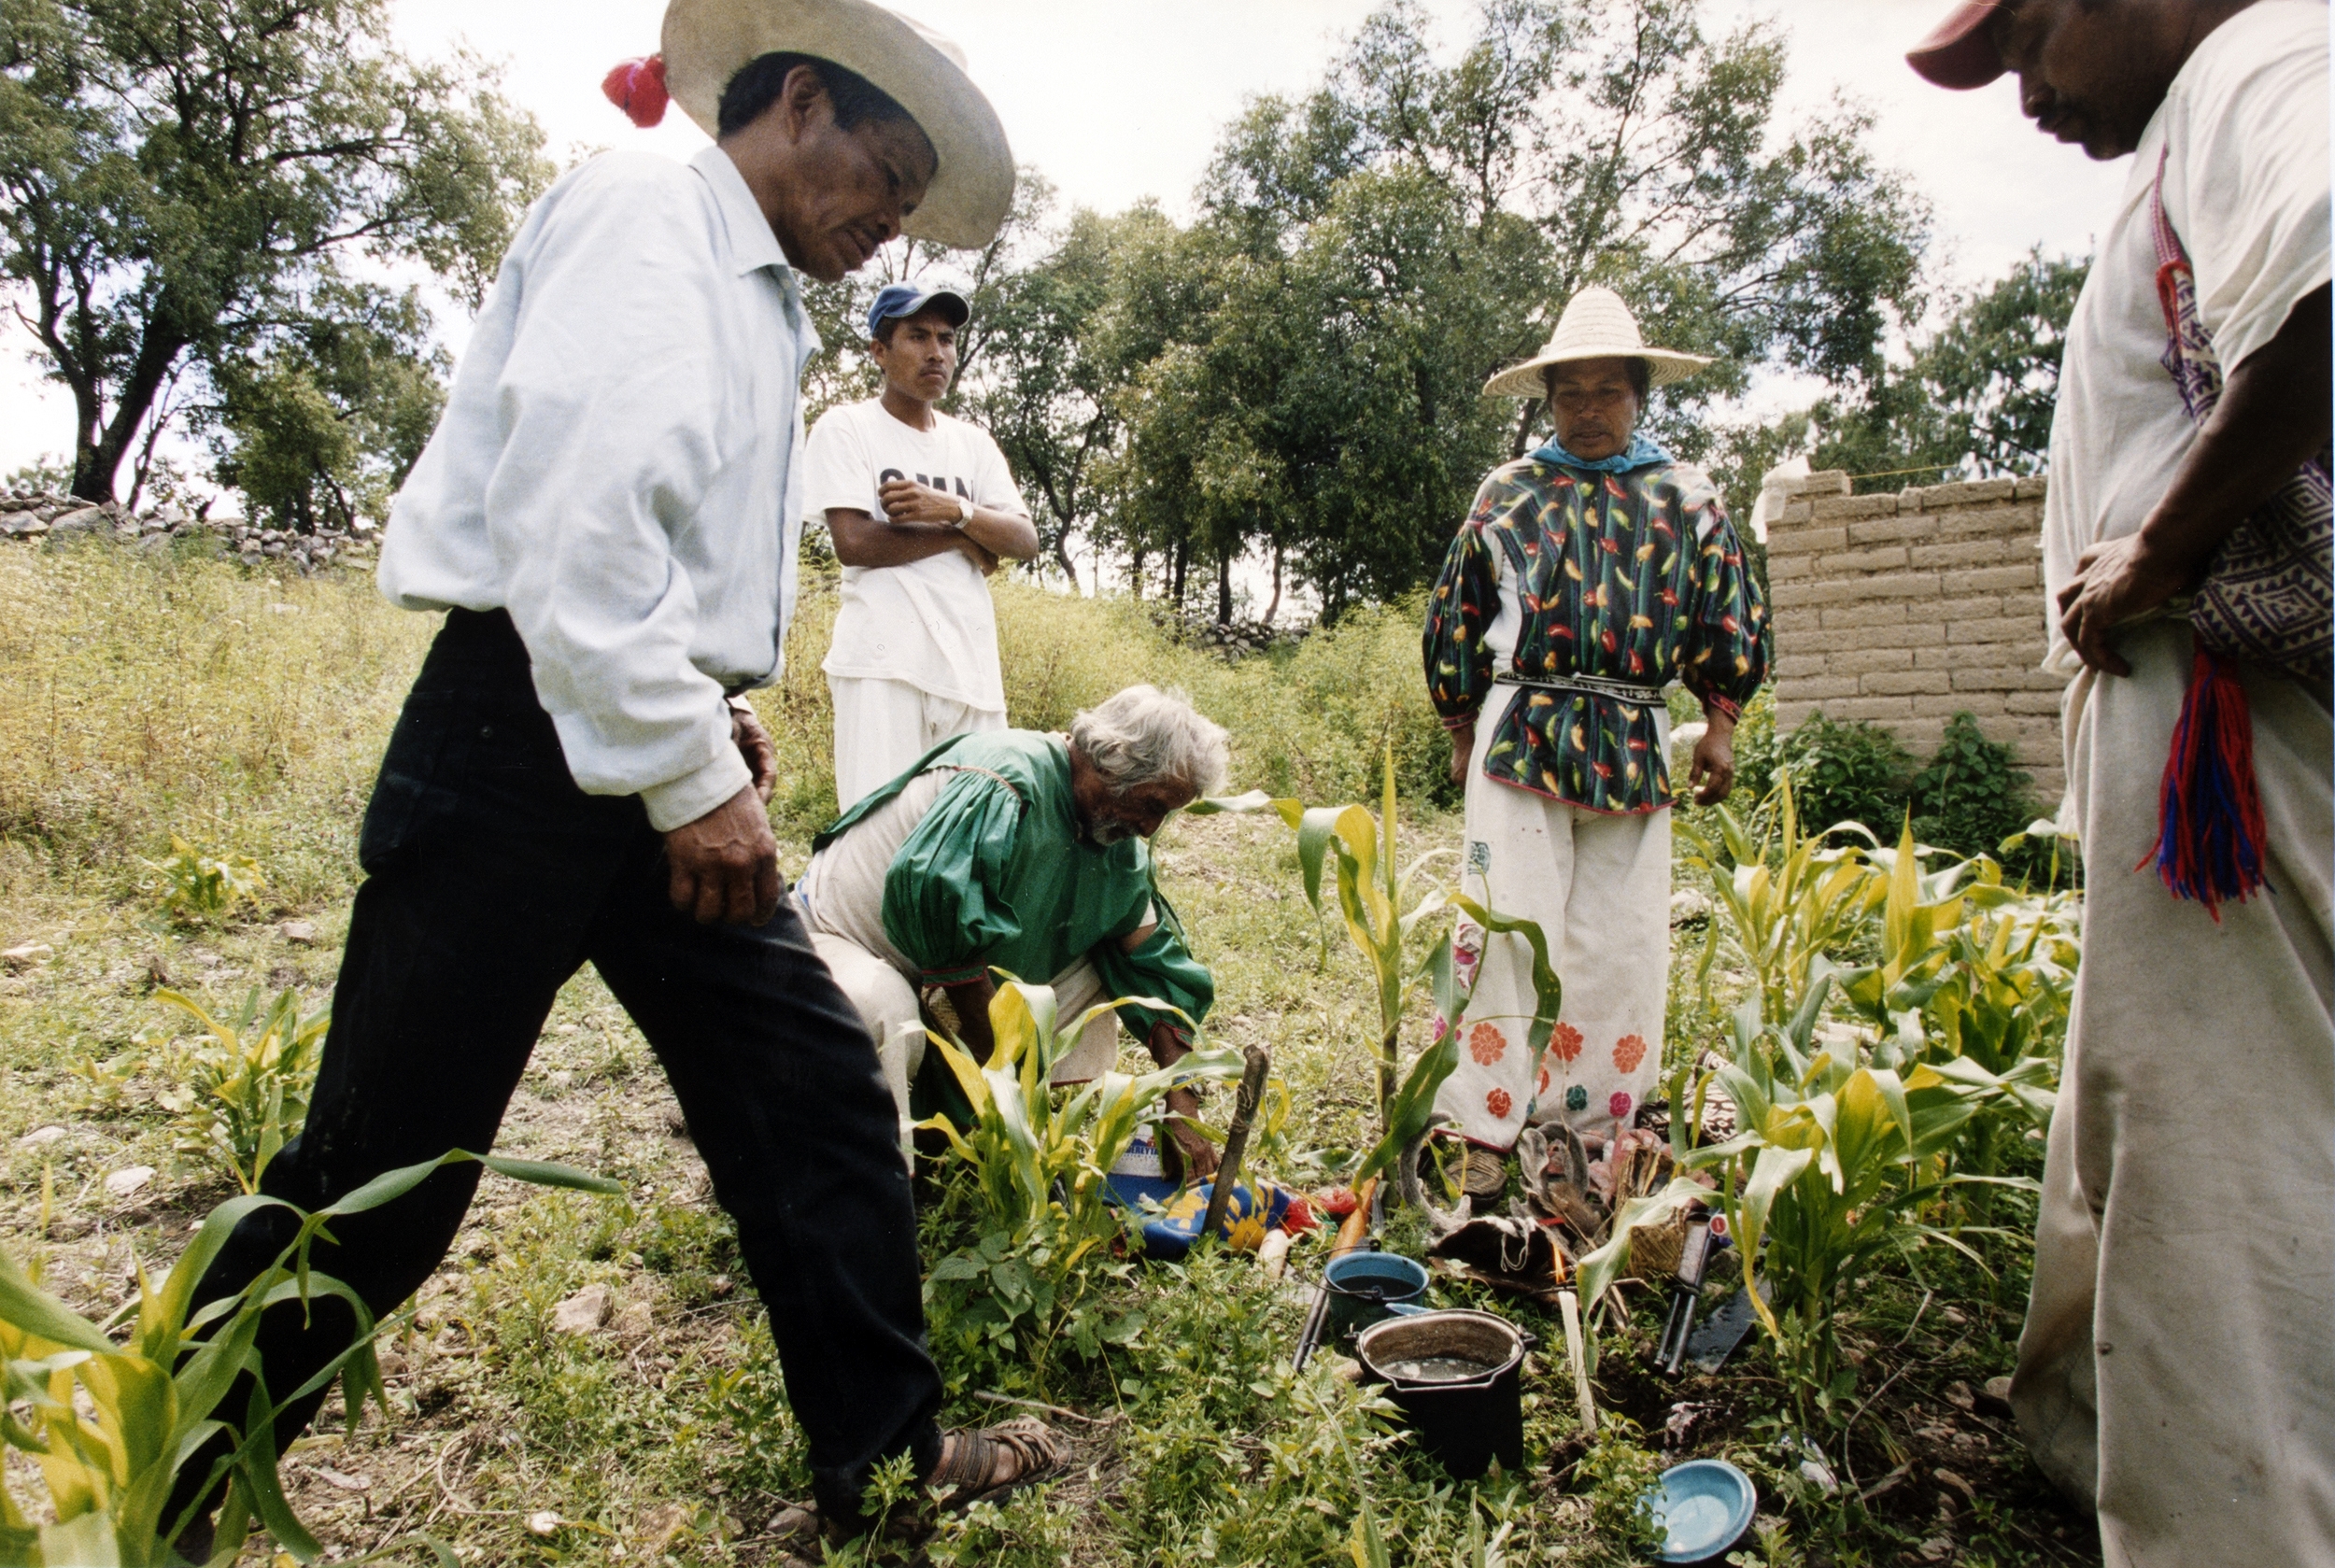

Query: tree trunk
1508,396,1545,461
1051,518,1079,591
1171,540,1187,607
1263,544,1283,626
1216,549,1233,625
1130,545,1146,599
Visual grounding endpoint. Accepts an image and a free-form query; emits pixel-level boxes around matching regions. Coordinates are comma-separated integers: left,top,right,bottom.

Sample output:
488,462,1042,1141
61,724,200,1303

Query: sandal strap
927,1417,1062,1497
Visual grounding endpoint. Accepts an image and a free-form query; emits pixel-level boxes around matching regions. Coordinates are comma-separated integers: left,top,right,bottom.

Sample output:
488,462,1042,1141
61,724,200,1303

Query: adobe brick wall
1765,470,2068,801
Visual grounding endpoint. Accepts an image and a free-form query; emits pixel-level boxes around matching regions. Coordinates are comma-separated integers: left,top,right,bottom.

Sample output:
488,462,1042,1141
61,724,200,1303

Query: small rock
1978,1375,2015,1416
1944,1380,1974,1411
281,920,318,945
708,1274,734,1298
546,1069,573,1089
526,1511,562,1538
3,943,53,971
638,1502,692,1547
105,1165,155,1198
611,1299,656,1339
49,506,105,536
1934,1467,1977,1506
1941,1306,1968,1327
18,1125,67,1149
551,1284,614,1335
768,1505,817,1543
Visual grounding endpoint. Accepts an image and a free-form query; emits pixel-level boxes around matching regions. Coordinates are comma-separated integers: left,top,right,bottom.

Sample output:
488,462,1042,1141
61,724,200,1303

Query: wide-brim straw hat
662,0,1014,249
1481,286,1714,399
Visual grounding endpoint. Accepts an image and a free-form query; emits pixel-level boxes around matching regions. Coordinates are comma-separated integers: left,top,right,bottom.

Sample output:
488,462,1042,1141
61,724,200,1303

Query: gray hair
1068,685,1230,798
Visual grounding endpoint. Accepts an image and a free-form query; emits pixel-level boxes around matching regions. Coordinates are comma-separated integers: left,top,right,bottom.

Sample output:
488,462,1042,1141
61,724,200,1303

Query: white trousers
829,674,1006,812
2014,621,2334,1566
1435,690,1672,1148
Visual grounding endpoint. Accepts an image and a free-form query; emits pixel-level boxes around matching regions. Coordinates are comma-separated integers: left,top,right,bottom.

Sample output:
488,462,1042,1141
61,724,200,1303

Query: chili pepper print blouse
1422,454,1768,814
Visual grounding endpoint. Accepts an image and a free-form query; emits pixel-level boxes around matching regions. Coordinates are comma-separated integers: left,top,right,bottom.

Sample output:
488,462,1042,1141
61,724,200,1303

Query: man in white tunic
1909,4,2330,1563
166,0,1058,1547
808,282,1039,809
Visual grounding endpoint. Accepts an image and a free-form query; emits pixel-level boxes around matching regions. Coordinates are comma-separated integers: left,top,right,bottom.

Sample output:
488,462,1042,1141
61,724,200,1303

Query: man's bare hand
2056,532,2193,677
664,785,780,925
729,697,776,803
957,532,1000,576
1689,715,1737,806
879,478,968,527
1447,721,1476,786
1163,1086,1220,1181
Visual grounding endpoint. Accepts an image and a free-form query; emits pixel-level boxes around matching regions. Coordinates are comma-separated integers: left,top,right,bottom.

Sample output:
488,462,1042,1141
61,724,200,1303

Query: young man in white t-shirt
804,283,1040,808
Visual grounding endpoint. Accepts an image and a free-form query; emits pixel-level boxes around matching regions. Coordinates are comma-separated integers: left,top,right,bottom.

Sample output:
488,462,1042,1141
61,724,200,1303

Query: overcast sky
0,0,2130,481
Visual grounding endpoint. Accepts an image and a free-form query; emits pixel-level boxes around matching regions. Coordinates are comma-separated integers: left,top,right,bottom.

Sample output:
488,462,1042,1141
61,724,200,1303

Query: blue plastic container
1323,1250,1429,1338
1647,1459,1758,1563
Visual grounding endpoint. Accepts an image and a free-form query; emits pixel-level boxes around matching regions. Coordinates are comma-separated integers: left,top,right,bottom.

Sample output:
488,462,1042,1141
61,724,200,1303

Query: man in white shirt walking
1909,4,2330,1564
167,0,1059,1550
809,282,1039,808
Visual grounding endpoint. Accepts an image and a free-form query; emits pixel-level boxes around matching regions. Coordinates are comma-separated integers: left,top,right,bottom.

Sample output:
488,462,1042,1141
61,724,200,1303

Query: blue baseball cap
867,283,970,340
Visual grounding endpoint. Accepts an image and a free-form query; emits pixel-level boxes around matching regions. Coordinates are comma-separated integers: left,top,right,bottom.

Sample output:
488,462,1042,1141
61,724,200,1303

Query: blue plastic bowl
1647,1459,1757,1563
1323,1251,1429,1337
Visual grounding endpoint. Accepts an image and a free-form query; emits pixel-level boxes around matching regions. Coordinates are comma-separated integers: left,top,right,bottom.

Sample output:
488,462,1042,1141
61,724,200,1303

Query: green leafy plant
0,1149,617,1566
1777,713,1917,838
144,838,266,927
153,988,326,1194
1909,712,2043,865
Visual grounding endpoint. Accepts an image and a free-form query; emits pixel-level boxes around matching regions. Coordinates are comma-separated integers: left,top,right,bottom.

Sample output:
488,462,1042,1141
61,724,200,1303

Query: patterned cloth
1422,454,1767,814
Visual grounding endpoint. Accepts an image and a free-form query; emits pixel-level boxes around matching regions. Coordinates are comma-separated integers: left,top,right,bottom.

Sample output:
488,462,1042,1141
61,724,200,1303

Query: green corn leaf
1353,1028,1458,1185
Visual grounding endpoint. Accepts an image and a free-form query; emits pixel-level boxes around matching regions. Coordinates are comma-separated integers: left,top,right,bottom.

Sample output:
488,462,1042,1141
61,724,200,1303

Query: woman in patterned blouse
1422,285,1767,1195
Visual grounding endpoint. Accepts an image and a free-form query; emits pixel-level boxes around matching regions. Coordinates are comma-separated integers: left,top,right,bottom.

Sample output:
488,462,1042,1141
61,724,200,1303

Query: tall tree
0,0,549,505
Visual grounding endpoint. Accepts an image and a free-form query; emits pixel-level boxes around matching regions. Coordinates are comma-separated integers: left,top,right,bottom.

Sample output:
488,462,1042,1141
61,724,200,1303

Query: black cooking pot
1353,1309,1527,1480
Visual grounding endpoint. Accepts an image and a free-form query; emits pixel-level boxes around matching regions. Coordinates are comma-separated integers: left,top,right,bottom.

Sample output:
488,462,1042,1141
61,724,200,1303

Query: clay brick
1909,538,2017,570
1845,516,1939,545
1773,700,1818,730
1810,492,1902,522
1780,500,1815,526
2005,689,2067,716
1819,601,1911,629
1914,692,2006,717
1906,478,2017,510
1947,564,2040,595
1826,696,1917,721
1949,615,2044,644
1934,594,2008,624
1912,646,1960,670
1862,670,1951,697
1831,648,1914,675
1768,524,1847,557
1766,552,1812,580
1792,674,1862,701
1845,572,1944,601
1799,471,1852,498
2013,475,2050,501
1933,503,2042,541
1769,578,1875,609
1813,544,1910,574
1951,666,2041,692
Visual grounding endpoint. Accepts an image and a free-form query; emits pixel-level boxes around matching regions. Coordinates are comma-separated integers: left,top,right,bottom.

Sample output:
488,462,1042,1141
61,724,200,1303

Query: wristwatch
954,494,975,529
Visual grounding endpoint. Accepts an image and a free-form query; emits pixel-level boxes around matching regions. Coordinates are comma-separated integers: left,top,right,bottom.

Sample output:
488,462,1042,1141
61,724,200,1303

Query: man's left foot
927,1417,1063,1510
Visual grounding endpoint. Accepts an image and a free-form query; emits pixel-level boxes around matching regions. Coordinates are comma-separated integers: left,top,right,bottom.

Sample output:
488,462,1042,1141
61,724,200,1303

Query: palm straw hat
658,0,1014,249
1481,286,1714,399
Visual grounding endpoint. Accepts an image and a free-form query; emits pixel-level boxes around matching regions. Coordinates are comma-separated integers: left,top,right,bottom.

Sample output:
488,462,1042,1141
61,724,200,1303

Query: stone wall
1765,470,2068,801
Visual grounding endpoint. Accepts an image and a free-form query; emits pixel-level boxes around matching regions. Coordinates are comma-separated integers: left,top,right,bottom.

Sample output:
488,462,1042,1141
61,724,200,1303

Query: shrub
1777,713,1918,836
1910,712,2045,865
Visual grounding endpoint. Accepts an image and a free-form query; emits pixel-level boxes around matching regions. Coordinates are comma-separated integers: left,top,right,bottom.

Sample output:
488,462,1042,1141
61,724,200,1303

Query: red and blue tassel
2141,646,2271,921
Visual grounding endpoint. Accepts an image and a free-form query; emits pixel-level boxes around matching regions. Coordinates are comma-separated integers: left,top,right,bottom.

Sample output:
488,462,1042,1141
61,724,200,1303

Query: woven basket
1628,1208,1691,1280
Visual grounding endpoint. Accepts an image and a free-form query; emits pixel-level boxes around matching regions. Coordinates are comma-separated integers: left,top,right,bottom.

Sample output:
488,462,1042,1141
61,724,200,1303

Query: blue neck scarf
1530,431,1671,473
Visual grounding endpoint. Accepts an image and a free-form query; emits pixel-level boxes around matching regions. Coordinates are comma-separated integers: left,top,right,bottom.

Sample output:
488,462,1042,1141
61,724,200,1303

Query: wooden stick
973,1391,1119,1426
1201,1045,1271,1240
1558,1288,1597,1434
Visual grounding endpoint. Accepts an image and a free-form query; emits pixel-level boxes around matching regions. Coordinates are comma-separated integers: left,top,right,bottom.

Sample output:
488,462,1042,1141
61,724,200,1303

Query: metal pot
1354,1308,1527,1480
1323,1250,1429,1339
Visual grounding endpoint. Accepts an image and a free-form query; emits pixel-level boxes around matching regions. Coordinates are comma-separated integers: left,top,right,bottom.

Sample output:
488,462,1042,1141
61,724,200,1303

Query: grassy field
0,537,2098,1566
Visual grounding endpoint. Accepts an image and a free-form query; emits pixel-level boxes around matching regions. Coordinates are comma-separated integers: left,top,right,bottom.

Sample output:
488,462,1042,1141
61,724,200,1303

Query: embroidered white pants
1435,688,1672,1149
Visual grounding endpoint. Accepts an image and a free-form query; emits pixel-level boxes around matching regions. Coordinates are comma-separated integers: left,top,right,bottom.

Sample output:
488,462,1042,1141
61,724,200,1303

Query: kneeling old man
797,685,1226,1180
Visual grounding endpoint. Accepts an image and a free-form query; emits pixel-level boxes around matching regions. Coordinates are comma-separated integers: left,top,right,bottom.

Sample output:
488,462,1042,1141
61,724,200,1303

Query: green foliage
1776,714,1918,843
0,0,552,504
1909,712,2046,869
0,1149,615,1566
144,837,266,927
152,986,326,1193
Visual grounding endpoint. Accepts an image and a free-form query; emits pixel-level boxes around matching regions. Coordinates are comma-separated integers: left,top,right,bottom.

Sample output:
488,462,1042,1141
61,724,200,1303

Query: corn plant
0,1150,616,1566
1677,776,1884,1026
153,988,326,1194
145,838,265,927
1677,978,2014,1419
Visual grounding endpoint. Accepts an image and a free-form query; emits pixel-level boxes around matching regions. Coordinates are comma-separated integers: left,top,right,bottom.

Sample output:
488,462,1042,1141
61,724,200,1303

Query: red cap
1906,1,2010,90
601,55,670,129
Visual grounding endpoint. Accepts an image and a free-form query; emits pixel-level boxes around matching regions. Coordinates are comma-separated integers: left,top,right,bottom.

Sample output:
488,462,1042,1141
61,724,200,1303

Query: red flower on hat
1486,1088,1514,1121
602,55,670,128
1608,1091,1634,1121
1612,1033,1648,1074
1550,1022,1584,1065
1467,1022,1508,1067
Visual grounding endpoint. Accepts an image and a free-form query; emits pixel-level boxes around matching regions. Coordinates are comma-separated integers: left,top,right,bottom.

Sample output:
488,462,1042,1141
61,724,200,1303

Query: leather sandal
925,1416,1064,1512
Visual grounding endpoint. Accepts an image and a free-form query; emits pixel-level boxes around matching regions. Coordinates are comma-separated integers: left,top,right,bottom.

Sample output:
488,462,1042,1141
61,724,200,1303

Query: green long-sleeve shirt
811,729,1213,1046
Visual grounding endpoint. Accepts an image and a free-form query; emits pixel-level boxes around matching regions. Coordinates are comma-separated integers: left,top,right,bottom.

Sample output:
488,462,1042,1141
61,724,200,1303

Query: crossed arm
827,481,1040,573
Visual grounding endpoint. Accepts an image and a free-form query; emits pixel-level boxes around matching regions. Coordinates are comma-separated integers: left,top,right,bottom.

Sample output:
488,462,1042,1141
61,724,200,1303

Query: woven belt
1494,672,1665,707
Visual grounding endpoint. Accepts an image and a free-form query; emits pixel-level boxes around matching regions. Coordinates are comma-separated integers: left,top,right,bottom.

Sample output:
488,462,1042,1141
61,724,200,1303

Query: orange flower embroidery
1612,1034,1649,1074
1550,1023,1584,1065
1536,1066,1551,1095
1467,1022,1508,1067
1486,1087,1513,1120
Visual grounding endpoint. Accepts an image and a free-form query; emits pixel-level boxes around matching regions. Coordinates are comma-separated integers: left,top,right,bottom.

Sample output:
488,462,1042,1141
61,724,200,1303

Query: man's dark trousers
181,607,943,1522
